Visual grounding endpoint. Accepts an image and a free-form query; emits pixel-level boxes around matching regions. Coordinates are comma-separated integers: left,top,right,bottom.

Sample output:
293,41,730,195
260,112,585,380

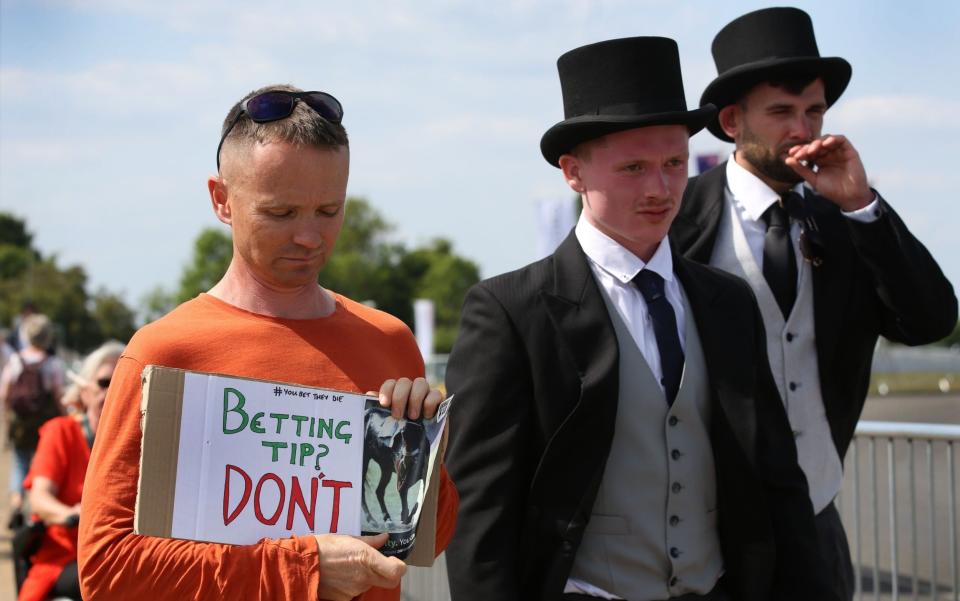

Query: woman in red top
19,341,124,601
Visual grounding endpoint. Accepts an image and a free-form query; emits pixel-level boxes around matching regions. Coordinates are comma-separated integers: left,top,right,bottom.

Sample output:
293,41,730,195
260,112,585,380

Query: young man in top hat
672,7,958,599
444,36,836,601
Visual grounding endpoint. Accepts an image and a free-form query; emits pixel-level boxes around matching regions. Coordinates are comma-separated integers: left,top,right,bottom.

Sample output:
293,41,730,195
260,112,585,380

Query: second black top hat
700,7,852,142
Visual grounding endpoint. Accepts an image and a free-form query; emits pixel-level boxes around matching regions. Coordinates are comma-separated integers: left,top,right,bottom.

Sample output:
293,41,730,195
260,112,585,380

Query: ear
718,104,740,140
208,176,233,226
558,154,585,193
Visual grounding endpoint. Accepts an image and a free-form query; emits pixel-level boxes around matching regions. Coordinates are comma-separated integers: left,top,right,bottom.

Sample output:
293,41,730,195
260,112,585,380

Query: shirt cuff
841,193,882,223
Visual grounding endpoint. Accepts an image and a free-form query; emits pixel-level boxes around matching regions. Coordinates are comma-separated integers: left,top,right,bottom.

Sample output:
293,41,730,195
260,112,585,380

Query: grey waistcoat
568,286,723,599
708,195,842,513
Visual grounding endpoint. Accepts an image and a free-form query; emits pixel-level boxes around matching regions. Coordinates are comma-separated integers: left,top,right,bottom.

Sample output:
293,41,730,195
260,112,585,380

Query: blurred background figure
16,340,123,601
5,303,38,354
0,314,65,527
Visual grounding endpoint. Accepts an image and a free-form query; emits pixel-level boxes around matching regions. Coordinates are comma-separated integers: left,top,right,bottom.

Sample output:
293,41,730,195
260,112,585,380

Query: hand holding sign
376,377,444,421
314,532,406,601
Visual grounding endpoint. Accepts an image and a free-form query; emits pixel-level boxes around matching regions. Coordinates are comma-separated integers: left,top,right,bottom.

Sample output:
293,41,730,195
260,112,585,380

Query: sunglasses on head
215,90,344,171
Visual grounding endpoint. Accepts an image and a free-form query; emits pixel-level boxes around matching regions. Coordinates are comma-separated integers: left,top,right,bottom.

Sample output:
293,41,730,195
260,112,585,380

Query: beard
738,125,806,185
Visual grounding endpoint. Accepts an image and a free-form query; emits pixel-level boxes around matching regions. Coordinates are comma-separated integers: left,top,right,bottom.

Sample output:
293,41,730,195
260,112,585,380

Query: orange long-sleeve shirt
78,293,458,601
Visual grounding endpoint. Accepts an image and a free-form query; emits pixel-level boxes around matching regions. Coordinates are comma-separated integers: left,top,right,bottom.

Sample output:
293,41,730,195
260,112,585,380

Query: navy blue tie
633,270,684,405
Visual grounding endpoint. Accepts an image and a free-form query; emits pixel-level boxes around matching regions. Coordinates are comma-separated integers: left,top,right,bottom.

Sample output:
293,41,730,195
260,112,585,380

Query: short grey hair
62,340,125,409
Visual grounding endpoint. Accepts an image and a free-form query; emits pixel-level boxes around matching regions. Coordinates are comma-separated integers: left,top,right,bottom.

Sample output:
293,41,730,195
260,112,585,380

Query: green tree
140,285,177,325
401,239,481,352
0,212,35,250
321,198,480,353
321,198,415,323
0,212,138,352
91,289,138,343
176,228,233,302
0,245,33,280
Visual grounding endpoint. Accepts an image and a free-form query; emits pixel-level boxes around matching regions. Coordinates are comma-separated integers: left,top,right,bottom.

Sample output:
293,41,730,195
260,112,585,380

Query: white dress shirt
725,157,881,270
575,213,687,392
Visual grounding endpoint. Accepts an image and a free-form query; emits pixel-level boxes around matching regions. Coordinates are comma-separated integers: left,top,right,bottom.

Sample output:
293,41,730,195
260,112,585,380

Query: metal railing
839,421,960,601
403,420,960,601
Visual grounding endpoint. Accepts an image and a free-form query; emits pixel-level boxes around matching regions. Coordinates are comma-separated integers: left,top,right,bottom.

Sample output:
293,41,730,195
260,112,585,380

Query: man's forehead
743,77,826,106
595,125,690,153
222,139,348,179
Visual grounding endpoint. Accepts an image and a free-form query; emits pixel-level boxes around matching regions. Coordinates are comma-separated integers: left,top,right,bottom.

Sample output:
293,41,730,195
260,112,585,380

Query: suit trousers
817,503,855,600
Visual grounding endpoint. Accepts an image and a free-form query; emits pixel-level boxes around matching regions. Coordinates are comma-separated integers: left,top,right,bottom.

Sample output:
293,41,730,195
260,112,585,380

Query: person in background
0,313,66,527
18,340,124,601
6,301,38,353
0,329,14,370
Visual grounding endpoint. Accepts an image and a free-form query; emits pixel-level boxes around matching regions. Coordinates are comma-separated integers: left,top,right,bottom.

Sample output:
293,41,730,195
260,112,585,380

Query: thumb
371,555,407,583
357,532,390,548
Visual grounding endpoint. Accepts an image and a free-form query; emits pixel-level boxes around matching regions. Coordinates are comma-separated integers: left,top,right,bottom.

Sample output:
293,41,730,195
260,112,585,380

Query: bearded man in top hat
444,36,837,601
672,7,958,600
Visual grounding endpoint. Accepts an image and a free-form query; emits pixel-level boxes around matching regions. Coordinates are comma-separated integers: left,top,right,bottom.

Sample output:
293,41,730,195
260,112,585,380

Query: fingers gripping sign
784,134,874,211
375,377,444,421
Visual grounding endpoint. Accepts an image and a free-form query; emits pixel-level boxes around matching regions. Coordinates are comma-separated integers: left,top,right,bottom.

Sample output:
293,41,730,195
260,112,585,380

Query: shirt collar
726,155,806,222
574,212,675,285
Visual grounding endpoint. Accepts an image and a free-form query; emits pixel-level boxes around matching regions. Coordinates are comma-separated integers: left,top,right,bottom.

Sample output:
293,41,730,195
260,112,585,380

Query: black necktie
633,270,684,406
761,193,799,318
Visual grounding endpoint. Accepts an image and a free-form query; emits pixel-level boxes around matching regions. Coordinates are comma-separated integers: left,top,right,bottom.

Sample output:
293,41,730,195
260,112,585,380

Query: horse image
362,408,429,527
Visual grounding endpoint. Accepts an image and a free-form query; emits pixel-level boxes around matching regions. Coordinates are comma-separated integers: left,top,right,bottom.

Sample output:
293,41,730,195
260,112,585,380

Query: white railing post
949,442,957,601
850,422,960,601
889,438,899,600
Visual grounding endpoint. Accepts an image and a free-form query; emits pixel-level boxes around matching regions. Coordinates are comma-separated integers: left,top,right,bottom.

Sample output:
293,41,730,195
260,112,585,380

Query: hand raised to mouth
784,134,874,211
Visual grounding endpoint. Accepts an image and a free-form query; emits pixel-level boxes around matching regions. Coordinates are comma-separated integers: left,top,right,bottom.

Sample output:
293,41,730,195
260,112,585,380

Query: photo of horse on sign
361,405,429,539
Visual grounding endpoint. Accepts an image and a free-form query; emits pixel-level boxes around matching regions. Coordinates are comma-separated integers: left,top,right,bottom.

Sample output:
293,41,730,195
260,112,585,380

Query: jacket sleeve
748,300,842,601
443,283,535,601
845,195,957,344
78,356,321,601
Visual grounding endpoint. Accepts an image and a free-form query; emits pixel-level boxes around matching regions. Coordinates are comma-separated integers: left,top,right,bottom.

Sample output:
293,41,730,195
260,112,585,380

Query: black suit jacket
444,232,835,601
672,163,957,460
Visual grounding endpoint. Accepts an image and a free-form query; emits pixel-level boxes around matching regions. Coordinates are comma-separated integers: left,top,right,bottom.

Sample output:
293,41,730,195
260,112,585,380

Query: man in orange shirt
78,84,458,601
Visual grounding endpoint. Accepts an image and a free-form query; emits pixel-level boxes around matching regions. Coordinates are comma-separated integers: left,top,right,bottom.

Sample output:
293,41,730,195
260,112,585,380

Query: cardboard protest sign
134,365,449,566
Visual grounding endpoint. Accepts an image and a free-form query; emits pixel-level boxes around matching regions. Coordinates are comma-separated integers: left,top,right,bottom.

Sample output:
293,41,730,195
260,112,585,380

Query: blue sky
1,0,958,313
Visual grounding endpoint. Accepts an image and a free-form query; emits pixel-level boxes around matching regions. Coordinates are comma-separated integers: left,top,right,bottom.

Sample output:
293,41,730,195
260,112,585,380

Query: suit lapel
673,162,728,262
675,255,758,467
534,232,620,511
542,233,619,392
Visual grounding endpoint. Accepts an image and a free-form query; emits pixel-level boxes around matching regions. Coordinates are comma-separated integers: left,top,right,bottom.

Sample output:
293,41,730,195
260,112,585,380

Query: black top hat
540,36,715,167
701,7,852,142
